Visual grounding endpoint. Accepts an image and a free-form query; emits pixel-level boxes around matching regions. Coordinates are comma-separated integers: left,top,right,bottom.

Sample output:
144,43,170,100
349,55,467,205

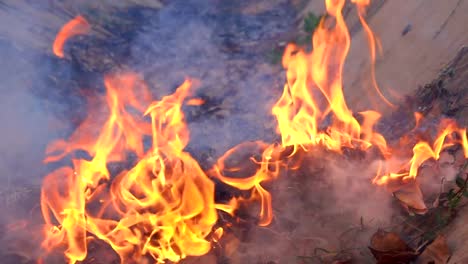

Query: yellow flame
41,74,220,263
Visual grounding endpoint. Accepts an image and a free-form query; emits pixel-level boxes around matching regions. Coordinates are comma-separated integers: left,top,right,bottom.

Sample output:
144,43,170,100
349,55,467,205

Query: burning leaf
416,235,451,264
369,229,418,264
393,181,428,215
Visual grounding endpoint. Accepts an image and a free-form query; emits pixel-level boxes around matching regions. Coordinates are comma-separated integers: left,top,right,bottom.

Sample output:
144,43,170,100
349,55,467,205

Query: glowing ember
40,0,468,263
53,15,90,58
186,98,205,106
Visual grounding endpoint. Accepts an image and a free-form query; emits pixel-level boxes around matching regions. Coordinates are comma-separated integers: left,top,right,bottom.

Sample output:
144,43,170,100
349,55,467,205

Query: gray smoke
0,37,73,262
0,42,66,200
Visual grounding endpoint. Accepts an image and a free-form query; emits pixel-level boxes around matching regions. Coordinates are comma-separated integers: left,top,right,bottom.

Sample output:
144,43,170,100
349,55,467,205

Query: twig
296,255,322,263
314,247,334,255
433,0,463,39
448,160,468,209
406,218,450,246
401,217,426,233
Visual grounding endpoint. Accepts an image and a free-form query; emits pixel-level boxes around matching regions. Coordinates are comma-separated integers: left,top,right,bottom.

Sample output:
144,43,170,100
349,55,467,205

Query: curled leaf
393,181,428,214
369,229,418,264
416,235,451,264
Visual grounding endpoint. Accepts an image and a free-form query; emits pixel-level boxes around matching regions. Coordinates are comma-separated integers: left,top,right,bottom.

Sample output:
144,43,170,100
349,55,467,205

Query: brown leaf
370,230,410,252
393,181,428,215
369,229,418,264
416,235,451,264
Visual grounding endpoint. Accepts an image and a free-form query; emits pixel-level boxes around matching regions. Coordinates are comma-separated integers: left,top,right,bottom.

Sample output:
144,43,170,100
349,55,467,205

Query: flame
352,0,395,108
211,142,281,226
41,73,220,263
53,15,90,58
186,98,205,106
374,119,468,185
41,0,468,262
267,0,467,217
272,0,387,154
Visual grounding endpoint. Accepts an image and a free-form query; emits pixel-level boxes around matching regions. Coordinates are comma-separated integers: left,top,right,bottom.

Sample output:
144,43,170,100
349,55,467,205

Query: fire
211,142,281,226
41,74,220,263
40,0,468,262
53,15,90,58
272,0,388,154
353,0,395,109
186,98,205,106
272,0,467,187
374,120,468,186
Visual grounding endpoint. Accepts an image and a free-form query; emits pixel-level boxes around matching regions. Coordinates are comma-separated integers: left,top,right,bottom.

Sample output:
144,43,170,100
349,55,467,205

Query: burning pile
39,0,468,263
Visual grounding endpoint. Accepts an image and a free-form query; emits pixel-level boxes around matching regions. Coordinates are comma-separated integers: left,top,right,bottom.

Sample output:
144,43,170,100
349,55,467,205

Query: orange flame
272,0,387,155
352,0,395,108
374,119,468,185
267,0,467,217
186,98,205,106
211,142,281,226
41,73,220,263
53,15,90,58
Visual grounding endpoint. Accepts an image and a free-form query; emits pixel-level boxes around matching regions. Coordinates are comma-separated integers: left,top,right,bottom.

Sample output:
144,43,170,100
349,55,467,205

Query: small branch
450,160,468,208
433,0,463,39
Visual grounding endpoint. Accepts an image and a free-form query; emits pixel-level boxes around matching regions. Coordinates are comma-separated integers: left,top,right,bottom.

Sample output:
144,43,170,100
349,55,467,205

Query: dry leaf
393,181,428,215
416,235,451,264
370,230,411,252
369,229,418,264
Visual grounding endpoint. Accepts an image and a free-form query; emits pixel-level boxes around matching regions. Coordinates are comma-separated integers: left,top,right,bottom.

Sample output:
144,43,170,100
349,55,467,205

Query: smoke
0,36,76,262
121,2,397,261
217,150,394,263
0,42,65,198
123,2,397,261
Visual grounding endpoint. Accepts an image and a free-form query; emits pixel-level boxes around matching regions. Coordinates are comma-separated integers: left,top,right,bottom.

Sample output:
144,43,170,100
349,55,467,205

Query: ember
33,0,468,263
